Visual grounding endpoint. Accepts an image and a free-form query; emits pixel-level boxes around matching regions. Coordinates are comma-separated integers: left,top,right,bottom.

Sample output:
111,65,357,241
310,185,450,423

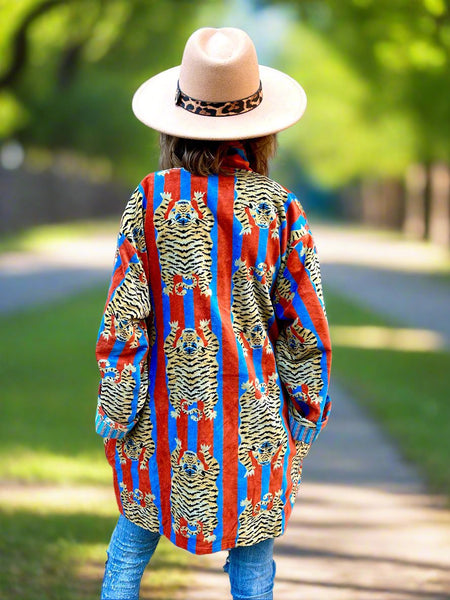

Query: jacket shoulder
238,170,291,198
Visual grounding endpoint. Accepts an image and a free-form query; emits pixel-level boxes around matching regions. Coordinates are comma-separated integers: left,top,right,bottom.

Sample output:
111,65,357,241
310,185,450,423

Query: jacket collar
221,141,252,172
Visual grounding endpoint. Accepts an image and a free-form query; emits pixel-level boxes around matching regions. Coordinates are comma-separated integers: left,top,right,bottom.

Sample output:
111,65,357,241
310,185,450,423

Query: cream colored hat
132,27,307,140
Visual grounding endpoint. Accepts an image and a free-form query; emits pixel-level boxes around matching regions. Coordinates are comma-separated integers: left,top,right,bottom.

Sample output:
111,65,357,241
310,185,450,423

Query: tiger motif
296,439,312,459
231,258,275,356
273,226,311,305
238,374,287,477
275,319,323,406
234,171,283,239
273,270,295,305
238,490,284,545
120,482,160,532
98,359,148,425
170,439,219,543
121,187,147,253
164,319,219,420
147,310,156,349
154,191,214,296
117,401,155,470
289,440,309,504
301,244,326,311
100,260,150,348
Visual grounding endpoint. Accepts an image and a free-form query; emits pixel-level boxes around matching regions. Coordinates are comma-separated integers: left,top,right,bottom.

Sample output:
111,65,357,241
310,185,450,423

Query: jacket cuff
288,412,325,455
95,401,136,439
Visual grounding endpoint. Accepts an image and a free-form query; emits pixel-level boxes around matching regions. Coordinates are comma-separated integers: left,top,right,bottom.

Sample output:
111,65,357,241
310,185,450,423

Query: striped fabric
95,145,332,554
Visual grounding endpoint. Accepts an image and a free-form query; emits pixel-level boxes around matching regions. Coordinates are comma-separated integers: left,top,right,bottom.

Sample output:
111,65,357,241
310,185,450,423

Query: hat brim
132,65,307,140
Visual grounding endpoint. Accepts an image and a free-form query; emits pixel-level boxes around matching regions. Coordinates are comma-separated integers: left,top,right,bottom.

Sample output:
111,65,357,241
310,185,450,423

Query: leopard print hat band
175,81,263,117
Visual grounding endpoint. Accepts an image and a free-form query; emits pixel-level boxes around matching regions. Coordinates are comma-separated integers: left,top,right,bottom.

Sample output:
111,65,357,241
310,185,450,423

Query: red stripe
281,400,296,525
286,249,332,422
142,174,173,537
106,238,136,305
112,459,122,514
217,174,240,548
286,194,307,225
121,459,134,508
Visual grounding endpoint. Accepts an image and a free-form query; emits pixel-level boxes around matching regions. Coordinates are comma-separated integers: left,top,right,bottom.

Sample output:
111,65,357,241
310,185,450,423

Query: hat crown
205,32,234,59
179,27,260,103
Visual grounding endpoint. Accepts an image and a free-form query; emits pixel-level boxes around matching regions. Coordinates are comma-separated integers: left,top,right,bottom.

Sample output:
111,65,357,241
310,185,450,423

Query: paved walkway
0,234,114,312
315,223,450,346
183,383,450,600
1,222,448,334
1,223,449,599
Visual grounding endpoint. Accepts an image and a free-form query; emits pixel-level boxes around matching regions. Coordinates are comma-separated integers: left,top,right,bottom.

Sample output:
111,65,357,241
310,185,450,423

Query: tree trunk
361,178,381,226
429,162,450,247
403,163,427,239
380,178,404,229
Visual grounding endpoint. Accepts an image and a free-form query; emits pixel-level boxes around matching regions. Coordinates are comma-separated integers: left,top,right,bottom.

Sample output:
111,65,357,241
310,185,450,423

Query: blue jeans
101,514,276,600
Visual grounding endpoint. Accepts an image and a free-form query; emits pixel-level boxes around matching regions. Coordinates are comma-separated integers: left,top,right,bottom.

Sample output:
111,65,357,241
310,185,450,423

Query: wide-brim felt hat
132,27,307,140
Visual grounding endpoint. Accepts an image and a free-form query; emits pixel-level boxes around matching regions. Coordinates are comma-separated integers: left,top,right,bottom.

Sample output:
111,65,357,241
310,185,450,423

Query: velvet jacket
95,146,332,554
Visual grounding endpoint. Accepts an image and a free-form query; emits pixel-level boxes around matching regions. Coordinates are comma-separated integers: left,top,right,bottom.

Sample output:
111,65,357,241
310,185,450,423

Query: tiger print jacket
95,145,332,555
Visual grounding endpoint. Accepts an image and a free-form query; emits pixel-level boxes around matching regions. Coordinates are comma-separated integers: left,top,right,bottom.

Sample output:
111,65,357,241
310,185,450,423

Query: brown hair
159,133,277,177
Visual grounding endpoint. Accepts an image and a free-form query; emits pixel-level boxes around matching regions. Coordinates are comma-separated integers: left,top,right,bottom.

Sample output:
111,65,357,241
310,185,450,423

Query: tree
0,0,200,182
267,0,449,184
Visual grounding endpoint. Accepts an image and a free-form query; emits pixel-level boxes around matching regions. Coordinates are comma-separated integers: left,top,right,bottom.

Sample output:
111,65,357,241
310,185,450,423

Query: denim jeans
101,514,276,600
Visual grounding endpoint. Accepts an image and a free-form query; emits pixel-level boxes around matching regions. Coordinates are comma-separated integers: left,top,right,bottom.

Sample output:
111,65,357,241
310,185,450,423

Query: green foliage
279,24,418,186
0,89,28,136
0,0,199,183
0,0,449,186
271,0,450,184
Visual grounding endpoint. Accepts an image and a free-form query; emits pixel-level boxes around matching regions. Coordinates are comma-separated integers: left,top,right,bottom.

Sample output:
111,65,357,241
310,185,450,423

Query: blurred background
0,1,449,599
1,0,450,237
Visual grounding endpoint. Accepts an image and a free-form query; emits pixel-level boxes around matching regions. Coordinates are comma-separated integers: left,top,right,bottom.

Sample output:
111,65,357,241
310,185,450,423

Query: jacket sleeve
272,192,332,454
95,186,152,439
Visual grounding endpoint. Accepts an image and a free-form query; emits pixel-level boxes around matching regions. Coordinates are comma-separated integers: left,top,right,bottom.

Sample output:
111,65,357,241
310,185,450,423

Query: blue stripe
179,169,199,555
287,292,330,419
138,182,147,210
180,169,196,330
179,172,197,416
130,459,140,504
115,446,124,511
207,174,224,553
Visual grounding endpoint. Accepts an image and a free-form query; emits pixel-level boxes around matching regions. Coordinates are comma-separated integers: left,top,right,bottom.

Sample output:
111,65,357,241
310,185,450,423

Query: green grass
0,505,194,600
0,287,197,600
0,287,109,483
325,290,450,497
